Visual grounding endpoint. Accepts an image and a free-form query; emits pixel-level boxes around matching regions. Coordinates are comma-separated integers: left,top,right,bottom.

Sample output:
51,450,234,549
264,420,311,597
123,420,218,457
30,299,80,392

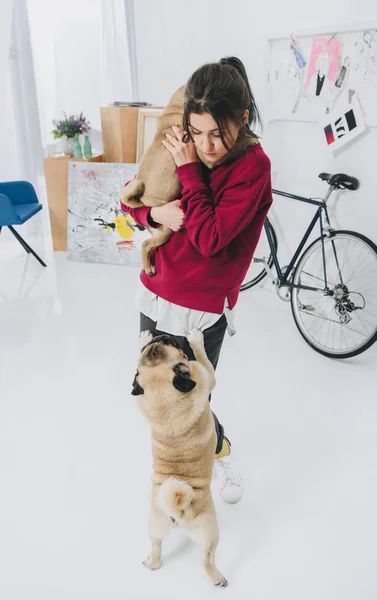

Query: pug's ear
172,363,196,393
131,372,144,396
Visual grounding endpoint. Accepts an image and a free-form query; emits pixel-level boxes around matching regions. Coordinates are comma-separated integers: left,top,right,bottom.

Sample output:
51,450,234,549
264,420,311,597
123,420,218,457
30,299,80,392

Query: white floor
1,222,377,600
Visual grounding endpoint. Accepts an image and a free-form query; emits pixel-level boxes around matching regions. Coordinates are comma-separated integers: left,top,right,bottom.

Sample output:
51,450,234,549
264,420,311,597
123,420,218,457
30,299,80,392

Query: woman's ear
243,109,249,125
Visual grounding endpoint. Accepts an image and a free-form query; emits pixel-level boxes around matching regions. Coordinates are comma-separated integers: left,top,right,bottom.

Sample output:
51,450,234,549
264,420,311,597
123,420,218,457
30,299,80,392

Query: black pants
140,312,227,454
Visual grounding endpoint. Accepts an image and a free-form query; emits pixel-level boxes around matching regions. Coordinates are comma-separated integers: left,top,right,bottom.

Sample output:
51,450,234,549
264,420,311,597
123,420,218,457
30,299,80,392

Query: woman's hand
150,200,184,232
162,125,199,167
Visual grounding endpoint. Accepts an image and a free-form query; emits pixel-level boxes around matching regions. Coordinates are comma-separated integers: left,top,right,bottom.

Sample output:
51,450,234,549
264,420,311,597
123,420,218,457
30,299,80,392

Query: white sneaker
215,454,243,504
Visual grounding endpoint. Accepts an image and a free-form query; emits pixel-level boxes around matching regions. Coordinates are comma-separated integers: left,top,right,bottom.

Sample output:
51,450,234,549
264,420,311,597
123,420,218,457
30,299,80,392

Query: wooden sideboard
43,154,103,251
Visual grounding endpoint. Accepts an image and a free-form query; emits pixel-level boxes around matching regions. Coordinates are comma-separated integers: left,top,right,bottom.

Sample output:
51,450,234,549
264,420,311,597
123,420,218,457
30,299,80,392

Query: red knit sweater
120,143,272,313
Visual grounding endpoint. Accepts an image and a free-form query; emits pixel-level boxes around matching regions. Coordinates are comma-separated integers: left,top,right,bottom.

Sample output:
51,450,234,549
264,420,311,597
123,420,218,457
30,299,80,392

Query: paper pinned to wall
267,26,377,126
319,95,366,152
266,43,301,121
290,35,306,68
304,36,342,112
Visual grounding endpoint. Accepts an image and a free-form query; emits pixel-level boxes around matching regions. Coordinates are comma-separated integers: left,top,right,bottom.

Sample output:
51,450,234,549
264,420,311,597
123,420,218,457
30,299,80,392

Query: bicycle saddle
318,172,359,191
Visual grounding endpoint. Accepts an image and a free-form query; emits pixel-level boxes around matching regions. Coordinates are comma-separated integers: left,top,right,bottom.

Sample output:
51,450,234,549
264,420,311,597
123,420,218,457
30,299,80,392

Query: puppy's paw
139,330,153,351
187,328,204,348
143,556,162,571
144,265,156,276
213,571,228,587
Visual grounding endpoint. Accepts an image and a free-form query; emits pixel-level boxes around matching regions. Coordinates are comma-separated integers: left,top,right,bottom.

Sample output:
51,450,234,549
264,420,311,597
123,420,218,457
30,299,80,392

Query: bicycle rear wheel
290,230,377,358
240,219,277,291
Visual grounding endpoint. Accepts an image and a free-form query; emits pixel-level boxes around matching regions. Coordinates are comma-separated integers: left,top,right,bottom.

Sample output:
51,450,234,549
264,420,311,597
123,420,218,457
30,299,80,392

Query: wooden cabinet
100,107,139,163
43,154,103,251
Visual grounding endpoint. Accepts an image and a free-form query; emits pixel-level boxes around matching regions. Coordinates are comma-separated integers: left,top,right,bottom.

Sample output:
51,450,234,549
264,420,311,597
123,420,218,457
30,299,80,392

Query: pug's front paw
187,328,204,349
139,330,153,351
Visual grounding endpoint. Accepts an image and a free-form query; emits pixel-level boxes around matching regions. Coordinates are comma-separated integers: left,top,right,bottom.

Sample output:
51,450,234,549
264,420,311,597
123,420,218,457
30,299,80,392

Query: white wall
133,0,377,259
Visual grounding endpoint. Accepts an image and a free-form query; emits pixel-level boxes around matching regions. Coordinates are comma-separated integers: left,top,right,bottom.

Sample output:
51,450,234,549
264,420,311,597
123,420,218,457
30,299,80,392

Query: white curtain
0,0,43,184
0,0,55,301
124,0,139,101
9,0,43,186
0,0,13,121
101,0,138,103
25,0,138,150
0,0,19,182
28,0,105,146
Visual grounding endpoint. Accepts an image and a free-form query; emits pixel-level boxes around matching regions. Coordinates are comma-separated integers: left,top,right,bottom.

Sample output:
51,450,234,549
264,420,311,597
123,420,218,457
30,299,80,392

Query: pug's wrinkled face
132,335,196,396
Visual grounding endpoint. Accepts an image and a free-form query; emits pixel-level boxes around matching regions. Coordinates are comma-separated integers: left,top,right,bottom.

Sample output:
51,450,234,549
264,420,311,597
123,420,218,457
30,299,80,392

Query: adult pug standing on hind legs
120,86,188,275
133,328,228,587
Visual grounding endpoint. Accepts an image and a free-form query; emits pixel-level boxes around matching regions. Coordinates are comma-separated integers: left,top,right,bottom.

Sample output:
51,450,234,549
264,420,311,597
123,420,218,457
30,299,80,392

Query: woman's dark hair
183,56,262,151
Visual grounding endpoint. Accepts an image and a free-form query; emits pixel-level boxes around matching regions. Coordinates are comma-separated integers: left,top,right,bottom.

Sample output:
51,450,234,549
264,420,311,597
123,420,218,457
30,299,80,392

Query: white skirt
135,279,236,337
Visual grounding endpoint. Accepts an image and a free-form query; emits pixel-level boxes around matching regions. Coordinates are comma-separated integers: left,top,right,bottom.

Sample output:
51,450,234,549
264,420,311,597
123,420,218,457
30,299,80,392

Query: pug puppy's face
132,335,197,399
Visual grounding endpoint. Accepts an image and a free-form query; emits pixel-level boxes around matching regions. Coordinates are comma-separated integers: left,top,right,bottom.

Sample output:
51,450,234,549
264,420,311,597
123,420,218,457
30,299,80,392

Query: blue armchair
0,181,46,266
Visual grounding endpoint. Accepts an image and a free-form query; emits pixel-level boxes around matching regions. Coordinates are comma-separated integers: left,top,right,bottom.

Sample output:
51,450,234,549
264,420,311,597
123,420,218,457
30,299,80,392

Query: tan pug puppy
120,86,185,276
120,85,218,276
132,329,228,588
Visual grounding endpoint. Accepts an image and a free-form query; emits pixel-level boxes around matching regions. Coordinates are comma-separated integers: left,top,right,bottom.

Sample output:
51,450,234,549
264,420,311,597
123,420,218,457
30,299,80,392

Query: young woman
121,57,272,504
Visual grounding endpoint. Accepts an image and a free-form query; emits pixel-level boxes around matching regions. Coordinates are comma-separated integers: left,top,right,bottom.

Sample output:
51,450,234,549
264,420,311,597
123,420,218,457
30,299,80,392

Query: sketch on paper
304,36,342,111
67,162,150,266
352,30,377,81
267,27,377,125
349,29,377,122
320,95,366,152
266,46,301,120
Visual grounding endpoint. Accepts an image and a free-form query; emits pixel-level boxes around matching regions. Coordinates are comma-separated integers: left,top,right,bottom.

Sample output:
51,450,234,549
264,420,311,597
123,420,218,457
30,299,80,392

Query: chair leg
8,226,47,267
12,230,31,253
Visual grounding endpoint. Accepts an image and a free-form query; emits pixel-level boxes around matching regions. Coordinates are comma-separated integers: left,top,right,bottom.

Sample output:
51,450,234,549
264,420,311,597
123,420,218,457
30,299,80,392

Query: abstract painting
67,162,150,266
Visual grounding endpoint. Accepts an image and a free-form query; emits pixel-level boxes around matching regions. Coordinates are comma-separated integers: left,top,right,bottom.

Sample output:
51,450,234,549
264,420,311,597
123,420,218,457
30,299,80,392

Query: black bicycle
241,172,377,359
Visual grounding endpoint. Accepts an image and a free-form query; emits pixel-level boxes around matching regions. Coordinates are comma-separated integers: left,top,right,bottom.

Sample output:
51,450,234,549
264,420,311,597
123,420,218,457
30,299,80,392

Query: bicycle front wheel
290,230,377,358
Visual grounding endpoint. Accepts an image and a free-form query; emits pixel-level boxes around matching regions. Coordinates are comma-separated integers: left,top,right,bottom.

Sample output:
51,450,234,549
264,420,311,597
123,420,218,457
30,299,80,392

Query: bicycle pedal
301,304,315,311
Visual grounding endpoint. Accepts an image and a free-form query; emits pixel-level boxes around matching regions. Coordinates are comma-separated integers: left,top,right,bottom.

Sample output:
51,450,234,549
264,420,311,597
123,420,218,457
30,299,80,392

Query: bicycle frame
266,186,336,294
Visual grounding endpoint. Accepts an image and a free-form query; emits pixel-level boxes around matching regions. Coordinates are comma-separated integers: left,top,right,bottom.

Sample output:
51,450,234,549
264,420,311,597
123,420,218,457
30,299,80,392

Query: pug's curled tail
120,179,145,209
157,478,194,521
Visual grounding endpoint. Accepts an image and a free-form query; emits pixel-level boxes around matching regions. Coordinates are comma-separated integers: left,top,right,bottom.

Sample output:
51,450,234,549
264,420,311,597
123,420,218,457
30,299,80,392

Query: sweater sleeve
119,181,159,228
177,162,271,257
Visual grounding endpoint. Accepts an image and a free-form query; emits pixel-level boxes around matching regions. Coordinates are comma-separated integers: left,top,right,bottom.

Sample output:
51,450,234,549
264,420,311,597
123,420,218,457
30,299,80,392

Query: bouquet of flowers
52,112,90,139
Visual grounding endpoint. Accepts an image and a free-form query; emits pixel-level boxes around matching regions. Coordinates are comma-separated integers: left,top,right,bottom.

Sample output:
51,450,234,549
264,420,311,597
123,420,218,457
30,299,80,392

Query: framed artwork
136,108,163,162
67,162,150,266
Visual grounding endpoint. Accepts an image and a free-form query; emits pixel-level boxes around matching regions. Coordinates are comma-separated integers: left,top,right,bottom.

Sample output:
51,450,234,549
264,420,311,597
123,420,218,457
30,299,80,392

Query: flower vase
73,135,83,158
56,136,73,155
67,137,75,155
83,135,92,158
